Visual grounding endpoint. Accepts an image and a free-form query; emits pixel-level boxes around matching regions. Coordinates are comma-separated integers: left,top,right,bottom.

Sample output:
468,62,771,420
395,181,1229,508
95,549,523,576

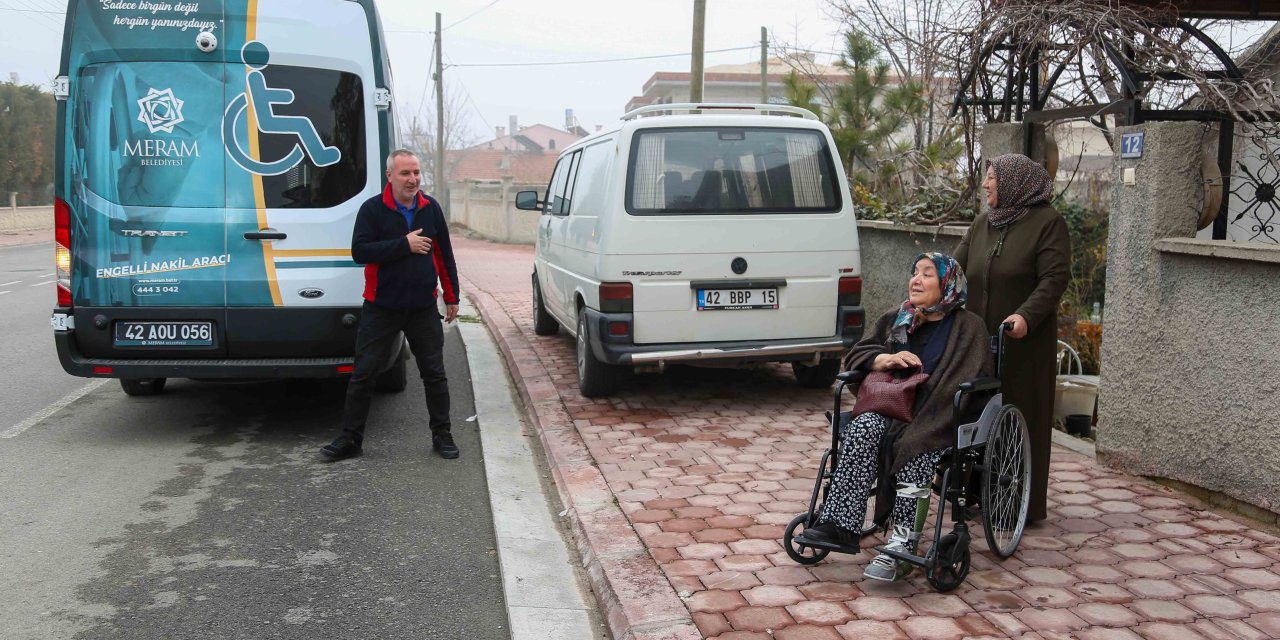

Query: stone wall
446,179,543,244
855,220,968,322
1097,121,1280,515
0,206,52,234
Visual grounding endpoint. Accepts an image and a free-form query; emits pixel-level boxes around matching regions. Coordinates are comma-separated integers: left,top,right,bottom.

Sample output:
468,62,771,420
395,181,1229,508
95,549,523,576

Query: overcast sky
0,0,847,144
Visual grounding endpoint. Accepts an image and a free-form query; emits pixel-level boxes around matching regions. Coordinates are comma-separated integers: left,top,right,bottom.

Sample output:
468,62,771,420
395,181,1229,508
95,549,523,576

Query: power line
448,45,757,68
444,0,498,31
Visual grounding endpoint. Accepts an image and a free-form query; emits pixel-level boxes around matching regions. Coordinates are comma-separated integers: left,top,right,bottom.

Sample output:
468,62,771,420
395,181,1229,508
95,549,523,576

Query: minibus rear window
257,66,366,209
626,127,841,215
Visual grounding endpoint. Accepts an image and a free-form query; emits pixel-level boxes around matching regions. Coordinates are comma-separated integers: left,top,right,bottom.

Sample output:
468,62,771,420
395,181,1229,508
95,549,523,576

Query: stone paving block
715,555,773,573
785,600,853,626
1071,582,1136,604
1221,567,1280,590
774,625,844,640
1017,566,1079,586
1212,548,1275,568
958,589,1030,612
687,589,748,614
1133,622,1209,639
896,616,971,640
693,611,732,637
723,606,794,632
1020,586,1082,607
834,620,909,640
755,565,815,586
1184,594,1255,618
1246,612,1280,638
981,611,1031,636
708,631,772,640
1127,599,1198,624
1074,628,1144,640
742,585,805,607
903,592,975,617
798,581,862,602
1012,607,1089,632
701,571,762,592
846,596,914,621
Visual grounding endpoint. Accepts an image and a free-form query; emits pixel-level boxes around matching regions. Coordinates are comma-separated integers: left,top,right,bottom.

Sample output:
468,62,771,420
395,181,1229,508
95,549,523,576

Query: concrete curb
462,277,701,640
458,308,599,640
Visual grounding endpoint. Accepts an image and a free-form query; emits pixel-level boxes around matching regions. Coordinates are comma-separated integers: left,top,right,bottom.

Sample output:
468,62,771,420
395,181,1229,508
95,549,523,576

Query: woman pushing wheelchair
798,252,994,582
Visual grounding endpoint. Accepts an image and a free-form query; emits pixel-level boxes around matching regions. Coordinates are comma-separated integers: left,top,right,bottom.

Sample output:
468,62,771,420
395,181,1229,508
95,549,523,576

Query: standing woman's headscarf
890,252,968,345
987,153,1053,228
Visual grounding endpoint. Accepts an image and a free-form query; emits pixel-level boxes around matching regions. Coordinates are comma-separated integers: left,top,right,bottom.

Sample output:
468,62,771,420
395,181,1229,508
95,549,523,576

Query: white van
50,0,408,395
517,104,865,397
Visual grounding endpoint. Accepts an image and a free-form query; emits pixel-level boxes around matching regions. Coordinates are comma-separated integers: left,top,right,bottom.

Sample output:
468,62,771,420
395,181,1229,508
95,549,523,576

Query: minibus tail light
838,276,861,306
55,197,72,308
599,282,633,313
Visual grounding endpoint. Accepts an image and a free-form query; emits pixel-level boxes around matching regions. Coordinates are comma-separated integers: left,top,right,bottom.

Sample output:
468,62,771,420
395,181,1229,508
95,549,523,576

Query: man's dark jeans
341,301,450,442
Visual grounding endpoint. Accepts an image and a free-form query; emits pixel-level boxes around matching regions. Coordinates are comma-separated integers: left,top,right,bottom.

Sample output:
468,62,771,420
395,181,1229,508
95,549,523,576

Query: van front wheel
792,360,839,389
576,309,619,398
532,274,558,336
121,378,167,396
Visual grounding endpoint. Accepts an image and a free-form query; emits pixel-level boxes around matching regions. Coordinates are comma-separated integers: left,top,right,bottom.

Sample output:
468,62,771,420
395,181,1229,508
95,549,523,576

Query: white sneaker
863,524,916,582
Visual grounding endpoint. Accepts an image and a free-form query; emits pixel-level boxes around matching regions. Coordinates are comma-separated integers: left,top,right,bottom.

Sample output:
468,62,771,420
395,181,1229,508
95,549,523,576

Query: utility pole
434,12,445,200
760,27,768,104
690,0,705,103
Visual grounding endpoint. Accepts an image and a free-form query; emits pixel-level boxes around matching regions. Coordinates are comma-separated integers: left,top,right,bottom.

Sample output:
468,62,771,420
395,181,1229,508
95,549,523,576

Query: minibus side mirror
515,190,544,211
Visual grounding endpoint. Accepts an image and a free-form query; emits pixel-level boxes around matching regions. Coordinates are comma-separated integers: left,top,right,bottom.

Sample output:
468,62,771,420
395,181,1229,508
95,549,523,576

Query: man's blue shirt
395,200,415,229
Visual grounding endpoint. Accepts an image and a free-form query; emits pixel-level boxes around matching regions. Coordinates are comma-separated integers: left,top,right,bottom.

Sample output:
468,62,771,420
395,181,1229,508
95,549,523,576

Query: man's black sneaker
433,433,460,459
320,436,362,461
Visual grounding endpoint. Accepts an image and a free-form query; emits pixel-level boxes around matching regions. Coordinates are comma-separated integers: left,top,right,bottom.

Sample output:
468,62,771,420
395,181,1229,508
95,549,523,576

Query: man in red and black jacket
322,150,461,461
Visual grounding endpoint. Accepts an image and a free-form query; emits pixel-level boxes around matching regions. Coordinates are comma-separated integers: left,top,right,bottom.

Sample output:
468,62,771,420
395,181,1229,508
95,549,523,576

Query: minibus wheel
121,378,167,396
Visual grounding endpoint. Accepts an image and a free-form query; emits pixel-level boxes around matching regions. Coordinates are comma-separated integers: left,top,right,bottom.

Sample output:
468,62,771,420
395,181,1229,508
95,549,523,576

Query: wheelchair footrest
794,533,859,555
874,545,928,568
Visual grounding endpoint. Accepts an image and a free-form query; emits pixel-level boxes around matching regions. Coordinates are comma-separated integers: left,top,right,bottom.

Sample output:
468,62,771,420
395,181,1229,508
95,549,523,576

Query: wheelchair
782,323,1032,592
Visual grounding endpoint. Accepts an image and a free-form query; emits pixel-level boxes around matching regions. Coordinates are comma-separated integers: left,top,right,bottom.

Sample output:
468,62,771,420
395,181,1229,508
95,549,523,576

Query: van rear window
626,127,841,215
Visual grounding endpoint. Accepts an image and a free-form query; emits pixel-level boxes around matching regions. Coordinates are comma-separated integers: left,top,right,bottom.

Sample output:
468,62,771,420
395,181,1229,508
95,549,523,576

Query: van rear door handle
244,231,287,240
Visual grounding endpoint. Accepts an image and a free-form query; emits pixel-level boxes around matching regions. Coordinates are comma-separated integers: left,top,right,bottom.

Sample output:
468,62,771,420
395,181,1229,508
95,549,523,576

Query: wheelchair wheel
783,514,830,565
981,404,1031,559
926,532,971,592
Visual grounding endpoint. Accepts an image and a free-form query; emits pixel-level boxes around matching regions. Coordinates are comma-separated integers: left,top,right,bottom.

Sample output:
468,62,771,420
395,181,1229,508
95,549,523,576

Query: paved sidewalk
455,235,1280,640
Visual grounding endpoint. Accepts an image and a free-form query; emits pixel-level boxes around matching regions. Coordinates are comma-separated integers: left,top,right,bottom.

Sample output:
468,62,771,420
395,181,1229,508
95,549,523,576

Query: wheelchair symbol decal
222,41,341,176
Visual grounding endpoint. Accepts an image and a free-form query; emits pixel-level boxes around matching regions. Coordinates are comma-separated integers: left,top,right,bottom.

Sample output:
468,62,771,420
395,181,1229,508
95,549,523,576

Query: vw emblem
731,257,748,275
298,288,325,299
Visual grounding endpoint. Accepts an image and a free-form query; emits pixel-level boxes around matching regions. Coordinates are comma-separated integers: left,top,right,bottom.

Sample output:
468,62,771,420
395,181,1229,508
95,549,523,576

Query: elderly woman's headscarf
890,252,968,345
987,153,1053,228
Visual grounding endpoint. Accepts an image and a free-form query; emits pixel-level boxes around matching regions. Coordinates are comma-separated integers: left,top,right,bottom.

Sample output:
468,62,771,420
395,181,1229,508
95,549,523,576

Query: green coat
955,204,1071,522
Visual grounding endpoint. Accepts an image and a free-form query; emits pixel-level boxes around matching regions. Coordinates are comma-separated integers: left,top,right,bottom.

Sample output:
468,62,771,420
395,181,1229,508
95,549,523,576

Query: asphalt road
0,244,509,640
0,242,92,432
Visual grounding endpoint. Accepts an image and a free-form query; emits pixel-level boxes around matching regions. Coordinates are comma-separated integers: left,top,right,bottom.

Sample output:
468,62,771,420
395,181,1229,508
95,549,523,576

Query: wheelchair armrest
836,370,868,384
958,377,1001,393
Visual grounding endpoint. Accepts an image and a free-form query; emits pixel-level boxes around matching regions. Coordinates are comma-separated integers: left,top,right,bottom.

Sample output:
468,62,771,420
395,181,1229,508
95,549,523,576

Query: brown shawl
842,308,995,475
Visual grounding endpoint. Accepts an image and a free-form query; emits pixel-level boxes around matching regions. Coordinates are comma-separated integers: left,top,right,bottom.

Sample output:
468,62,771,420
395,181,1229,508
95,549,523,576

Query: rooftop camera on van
195,31,217,53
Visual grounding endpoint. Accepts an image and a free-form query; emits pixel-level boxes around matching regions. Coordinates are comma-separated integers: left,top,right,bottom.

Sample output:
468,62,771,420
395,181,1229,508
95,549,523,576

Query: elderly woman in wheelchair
787,252,1031,589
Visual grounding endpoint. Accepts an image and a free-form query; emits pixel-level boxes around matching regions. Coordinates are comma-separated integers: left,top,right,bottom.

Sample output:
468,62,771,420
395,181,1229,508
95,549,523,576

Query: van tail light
55,197,72,308
837,276,861,306
599,282,633,313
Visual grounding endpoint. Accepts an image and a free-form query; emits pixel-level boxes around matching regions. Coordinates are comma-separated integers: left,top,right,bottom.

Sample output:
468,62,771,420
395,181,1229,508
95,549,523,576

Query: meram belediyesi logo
137,87,185,133
128,87,200,166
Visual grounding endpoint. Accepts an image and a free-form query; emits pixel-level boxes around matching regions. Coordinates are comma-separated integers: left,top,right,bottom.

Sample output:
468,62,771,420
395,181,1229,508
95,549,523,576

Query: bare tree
395,79,478,192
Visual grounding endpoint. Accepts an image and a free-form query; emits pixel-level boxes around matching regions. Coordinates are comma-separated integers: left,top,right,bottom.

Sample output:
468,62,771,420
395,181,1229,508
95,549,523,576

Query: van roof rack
620,103,818,121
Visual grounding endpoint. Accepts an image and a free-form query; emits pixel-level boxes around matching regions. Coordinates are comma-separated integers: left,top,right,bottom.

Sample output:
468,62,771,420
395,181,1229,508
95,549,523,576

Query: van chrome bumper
626,339,846,365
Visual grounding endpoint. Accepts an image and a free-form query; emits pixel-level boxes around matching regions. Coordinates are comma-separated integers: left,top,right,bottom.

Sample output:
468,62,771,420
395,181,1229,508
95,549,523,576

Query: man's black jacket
352,183,459,309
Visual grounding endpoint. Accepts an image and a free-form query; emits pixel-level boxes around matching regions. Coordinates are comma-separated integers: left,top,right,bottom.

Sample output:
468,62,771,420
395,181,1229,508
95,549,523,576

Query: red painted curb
462,276,702,640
